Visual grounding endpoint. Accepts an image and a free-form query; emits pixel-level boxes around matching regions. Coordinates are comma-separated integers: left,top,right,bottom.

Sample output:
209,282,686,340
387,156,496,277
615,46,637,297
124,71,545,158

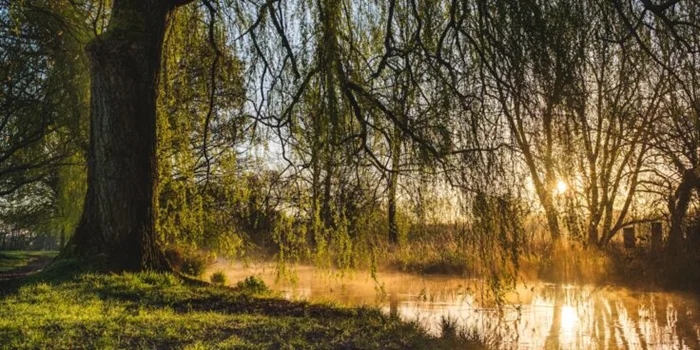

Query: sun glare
556,180,568,194
560,305,578,333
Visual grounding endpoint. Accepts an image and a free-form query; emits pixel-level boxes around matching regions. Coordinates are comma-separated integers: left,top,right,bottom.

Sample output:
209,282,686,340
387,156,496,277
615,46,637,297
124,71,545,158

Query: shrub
236,276,268,294
165,246,215,277
210,271,227,286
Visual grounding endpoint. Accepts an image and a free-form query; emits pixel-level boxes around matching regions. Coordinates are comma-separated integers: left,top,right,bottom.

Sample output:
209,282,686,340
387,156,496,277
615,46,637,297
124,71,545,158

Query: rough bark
63,0,190,271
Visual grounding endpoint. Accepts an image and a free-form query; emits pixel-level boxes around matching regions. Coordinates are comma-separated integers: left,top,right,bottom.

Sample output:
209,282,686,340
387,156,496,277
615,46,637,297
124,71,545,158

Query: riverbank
201,259,700,349
378,239,700,294
0,256,486,349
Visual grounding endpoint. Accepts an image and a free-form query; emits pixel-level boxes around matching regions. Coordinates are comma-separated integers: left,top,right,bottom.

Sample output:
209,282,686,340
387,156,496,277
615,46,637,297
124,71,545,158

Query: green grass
0,251,58,273
0,263,486,349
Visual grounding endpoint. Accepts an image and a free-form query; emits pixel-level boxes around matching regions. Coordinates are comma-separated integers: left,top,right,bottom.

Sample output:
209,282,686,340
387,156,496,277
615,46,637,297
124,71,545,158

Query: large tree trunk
63,0,188,271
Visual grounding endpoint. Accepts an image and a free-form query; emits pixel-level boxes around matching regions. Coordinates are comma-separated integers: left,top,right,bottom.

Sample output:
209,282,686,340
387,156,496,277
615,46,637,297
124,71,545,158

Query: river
207,261,700,349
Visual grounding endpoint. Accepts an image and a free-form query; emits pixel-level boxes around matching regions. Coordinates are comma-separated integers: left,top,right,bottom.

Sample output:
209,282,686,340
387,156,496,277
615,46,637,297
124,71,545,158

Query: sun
556,180,568,194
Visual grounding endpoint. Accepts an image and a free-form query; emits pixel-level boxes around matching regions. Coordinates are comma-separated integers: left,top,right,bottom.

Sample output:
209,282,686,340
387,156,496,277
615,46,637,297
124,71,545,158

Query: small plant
458,325,494,350
182,251,213,276
140,272,180,287
165,246,215,277
210,271,227,286
236,276,268,294
439,315,459,339
439,316,494,349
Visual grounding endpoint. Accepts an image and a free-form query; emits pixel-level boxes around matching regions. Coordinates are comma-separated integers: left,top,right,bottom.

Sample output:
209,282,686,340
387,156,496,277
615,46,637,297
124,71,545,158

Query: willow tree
57,0,488,271
473,0,588,241
64,0,196,271
565,0,664,247
156,3,248,256
613,0,700,252
0,1,83,201
0,0,90,249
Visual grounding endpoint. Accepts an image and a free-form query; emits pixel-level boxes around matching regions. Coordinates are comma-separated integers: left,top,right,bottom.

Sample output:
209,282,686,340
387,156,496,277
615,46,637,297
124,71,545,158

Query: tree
0,0,80,200
613,0,700,252
564,0,664,246
475,0,587,241
0,0,90,249
156,2,248,256
63,0,196,271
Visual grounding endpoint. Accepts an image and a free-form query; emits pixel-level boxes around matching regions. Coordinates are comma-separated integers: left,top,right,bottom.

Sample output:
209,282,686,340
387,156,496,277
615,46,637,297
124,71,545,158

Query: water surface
208,262,700,349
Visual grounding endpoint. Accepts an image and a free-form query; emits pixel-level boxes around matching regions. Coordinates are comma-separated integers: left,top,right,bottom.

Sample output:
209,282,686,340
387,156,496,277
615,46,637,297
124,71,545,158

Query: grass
0,257,486,349
0,251,58,273
439,316,497,349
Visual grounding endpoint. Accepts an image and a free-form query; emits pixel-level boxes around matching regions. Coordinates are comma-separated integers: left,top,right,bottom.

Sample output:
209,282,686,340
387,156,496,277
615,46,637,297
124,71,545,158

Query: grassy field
0,255,486,349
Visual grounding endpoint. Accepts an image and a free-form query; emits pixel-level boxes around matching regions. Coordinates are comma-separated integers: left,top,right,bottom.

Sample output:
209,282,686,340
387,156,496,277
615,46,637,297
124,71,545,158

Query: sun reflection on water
561,305,579,332
206,262,700,349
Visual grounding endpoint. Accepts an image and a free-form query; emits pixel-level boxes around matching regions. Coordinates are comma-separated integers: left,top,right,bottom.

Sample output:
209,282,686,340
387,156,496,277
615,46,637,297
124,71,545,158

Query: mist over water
208,261,700,349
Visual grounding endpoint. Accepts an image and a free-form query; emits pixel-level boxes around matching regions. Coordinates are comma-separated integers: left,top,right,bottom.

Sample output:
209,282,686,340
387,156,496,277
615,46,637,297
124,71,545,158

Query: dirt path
0,255,54,280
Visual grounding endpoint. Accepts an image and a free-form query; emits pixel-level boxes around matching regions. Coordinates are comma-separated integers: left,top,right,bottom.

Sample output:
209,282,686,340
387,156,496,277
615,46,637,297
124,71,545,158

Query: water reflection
208,262,700,349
